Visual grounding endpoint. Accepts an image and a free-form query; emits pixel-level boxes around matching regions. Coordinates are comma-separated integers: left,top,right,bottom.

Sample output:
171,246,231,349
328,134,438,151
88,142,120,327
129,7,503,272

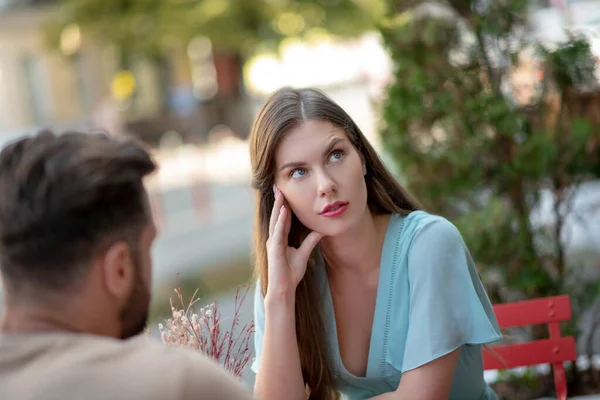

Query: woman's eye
329,150,344,163
290,168,307,179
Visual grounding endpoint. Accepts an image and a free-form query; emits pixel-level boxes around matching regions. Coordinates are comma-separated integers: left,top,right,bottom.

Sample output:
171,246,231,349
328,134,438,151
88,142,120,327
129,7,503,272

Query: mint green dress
252,210,502,399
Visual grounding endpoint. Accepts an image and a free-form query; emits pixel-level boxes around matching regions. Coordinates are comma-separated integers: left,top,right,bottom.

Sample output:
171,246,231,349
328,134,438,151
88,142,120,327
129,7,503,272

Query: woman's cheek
286,195,315,227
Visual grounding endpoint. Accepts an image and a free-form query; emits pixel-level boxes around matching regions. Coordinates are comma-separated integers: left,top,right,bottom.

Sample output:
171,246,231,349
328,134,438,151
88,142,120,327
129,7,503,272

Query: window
71,53,92,114
22,55,51,124
530,0,552,10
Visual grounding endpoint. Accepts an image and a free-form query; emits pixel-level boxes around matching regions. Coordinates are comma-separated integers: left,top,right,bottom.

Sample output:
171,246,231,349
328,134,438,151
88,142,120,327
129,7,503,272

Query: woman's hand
266,185,323,297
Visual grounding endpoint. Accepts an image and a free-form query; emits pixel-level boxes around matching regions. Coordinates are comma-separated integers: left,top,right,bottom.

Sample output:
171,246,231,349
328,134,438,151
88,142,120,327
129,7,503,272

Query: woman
249,87,502,400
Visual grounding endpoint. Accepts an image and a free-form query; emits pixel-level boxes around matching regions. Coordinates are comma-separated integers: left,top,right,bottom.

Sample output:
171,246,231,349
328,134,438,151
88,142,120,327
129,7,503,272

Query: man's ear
101,241,134,305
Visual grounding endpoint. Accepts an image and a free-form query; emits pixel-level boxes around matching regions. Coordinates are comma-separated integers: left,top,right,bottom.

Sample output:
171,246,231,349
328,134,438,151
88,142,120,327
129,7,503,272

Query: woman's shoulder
381,210,468,278
390,210,462,246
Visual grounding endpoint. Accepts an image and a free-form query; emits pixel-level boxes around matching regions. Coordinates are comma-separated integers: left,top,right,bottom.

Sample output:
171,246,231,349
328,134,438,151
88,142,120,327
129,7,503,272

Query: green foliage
496,367,542,389
540,33,599,90
378,0,600,335
149,257,252,323
45,0,386,61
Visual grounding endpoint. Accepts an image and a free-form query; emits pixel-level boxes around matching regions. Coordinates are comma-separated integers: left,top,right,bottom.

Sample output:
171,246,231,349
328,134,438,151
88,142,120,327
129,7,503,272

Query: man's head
0,129,157,339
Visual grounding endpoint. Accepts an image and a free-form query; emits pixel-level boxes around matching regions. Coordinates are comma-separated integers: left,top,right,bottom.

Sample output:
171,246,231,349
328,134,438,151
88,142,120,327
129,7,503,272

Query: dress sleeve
251,279,265,374
402,217,502,372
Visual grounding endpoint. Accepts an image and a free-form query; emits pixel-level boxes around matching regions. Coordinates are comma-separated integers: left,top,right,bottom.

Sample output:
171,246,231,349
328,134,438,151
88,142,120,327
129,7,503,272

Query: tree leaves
47,0,387,59
379,0,600,309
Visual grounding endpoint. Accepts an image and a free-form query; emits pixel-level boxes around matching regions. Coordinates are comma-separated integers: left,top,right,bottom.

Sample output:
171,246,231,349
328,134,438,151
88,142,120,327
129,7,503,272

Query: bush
378,0,600,391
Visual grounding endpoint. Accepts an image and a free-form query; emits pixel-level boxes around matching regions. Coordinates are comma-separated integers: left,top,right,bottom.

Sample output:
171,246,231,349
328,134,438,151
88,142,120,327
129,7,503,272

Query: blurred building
0,2,97,139
530,0,600,44
0,0,210,147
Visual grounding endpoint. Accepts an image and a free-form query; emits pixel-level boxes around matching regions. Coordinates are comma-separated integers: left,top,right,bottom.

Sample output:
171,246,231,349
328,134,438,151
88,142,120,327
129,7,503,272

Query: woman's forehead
275,121,347,161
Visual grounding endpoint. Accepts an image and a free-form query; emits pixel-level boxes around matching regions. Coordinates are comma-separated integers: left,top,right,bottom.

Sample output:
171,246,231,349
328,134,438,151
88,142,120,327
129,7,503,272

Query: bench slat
493,295,571,329
483,337,577,370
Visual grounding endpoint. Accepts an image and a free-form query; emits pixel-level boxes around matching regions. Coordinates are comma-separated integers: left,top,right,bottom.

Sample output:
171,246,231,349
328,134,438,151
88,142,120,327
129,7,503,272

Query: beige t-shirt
0,332,255,400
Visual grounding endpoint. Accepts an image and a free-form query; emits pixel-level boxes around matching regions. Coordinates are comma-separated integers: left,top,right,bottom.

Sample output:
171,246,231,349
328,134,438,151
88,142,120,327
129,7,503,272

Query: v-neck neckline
321,214,401,384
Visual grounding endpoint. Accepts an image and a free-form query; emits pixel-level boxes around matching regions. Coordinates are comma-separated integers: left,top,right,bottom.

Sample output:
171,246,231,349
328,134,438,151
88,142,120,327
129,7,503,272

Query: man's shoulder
116,336,214,368
0,333,254,400
125,337,255,399
0,332,204,374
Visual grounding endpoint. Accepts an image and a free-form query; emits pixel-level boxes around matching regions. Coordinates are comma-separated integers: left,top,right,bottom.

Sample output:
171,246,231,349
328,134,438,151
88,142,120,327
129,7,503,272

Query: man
0,130,254,400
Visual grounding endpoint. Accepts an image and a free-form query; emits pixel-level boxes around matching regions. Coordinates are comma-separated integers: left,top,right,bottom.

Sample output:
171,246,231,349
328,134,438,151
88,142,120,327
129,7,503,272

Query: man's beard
119,263,150,339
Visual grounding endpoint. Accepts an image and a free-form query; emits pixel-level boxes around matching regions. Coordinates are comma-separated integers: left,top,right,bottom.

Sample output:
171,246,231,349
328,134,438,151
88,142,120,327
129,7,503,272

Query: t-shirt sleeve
183,352,255,399
250,279,265,374
402,217,502,372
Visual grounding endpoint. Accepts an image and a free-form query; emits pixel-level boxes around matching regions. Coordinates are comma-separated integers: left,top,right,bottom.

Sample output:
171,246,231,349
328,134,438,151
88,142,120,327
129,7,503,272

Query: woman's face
273,119,368,237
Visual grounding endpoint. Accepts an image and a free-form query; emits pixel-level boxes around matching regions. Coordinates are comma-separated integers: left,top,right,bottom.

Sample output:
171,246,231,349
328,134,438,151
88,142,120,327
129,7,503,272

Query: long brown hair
249,87,420,399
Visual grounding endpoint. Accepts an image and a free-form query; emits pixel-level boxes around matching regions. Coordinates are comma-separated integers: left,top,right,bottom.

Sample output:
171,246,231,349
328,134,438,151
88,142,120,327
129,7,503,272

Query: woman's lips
320,202,349,217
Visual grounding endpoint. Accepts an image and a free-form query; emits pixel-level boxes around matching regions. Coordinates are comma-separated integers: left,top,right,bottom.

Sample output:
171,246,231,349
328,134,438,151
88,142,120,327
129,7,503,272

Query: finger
298,230,324,260
268,187,283,237
273,205,288,247
283,200,292,238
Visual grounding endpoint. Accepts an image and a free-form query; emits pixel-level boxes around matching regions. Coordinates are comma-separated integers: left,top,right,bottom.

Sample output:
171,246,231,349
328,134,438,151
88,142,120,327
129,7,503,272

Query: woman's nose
317,171,337,197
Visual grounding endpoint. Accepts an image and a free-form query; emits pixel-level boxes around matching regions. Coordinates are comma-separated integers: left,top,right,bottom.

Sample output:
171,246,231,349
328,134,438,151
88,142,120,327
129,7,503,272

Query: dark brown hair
0,129,156,299
249,87,420,399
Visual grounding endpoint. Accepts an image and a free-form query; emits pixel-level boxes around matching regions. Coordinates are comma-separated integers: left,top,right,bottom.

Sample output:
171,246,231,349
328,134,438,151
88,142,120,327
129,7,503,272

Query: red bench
483,295,578,400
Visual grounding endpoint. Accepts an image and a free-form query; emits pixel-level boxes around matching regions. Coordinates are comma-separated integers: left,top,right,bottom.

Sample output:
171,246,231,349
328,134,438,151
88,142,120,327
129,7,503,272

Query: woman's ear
361,153,367,176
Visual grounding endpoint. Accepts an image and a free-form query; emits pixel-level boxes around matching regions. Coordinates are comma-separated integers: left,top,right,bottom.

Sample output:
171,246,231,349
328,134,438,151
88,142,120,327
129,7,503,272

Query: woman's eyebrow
278,137,346,172
279,160,305,172
323,137,345,156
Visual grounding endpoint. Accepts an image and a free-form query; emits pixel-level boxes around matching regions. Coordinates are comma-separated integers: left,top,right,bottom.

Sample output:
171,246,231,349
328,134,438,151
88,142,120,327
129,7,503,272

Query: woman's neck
319,210,391,278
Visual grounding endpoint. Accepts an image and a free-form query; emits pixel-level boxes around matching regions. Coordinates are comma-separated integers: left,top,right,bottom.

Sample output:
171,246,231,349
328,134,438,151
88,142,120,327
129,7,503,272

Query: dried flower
157,277,255,379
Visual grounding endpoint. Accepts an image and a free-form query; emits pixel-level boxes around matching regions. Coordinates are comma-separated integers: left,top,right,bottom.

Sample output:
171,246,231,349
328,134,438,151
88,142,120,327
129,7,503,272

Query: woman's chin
314,225,348,239
303,217,354,238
